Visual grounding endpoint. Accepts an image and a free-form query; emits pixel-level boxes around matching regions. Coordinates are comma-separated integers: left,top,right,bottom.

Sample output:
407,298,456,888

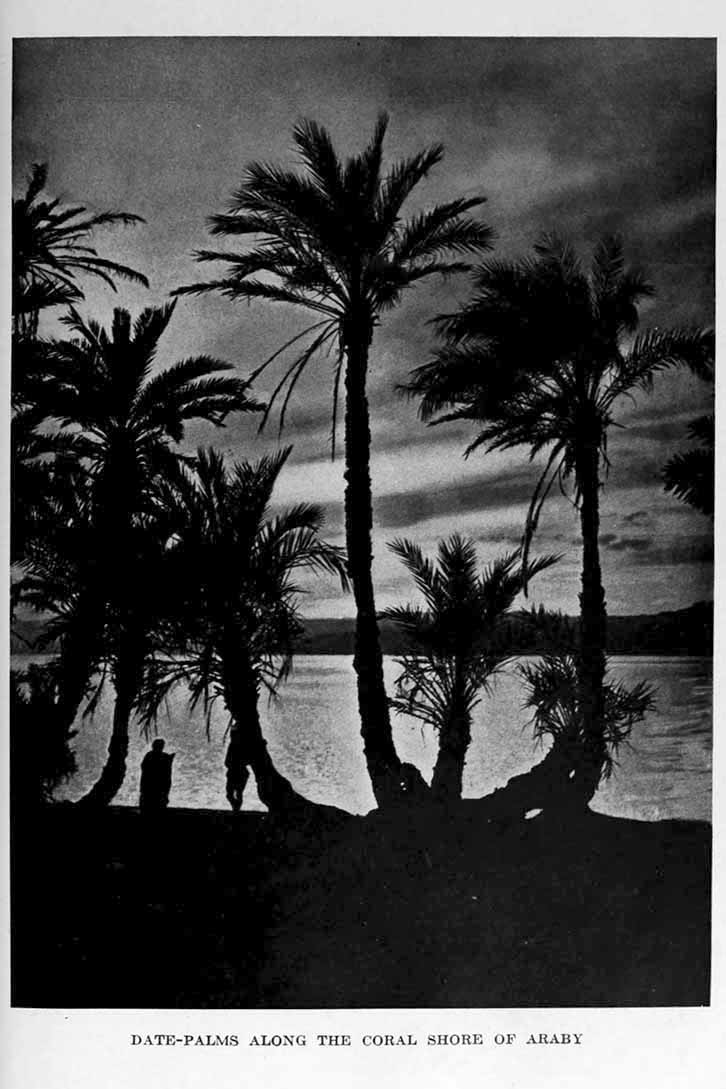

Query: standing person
224,727,250,813
139,738,174,813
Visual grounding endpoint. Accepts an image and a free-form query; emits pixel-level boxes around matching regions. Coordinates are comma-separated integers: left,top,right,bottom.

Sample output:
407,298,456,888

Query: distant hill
298,601,713,656
11,601,713,657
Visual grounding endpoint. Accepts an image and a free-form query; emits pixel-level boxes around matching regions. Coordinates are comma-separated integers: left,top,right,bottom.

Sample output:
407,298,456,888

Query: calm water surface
17,655,712,821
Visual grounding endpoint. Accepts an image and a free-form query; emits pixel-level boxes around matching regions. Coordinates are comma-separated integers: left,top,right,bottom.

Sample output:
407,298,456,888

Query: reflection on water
15,654,712,821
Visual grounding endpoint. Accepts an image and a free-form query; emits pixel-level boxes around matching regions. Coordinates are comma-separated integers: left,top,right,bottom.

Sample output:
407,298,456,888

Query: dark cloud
603,535,652,554
602,532,713,566
373,472,534,531
622,510,653,527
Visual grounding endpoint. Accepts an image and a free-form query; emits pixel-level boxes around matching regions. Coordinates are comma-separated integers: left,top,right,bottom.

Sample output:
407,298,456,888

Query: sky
12,37,715,618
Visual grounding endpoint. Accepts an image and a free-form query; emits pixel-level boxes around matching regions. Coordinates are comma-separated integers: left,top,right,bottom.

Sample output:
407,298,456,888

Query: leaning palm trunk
76,630,144,808
76,693,131,808
52,593,106,753
54,638,97,740
468,732,581,821
222,651,308,812
76,678,134,808
574,436,608,804
343,322,402,808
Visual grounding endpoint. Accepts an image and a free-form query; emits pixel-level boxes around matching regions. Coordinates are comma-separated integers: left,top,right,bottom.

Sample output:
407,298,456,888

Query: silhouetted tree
382,535,557,802
406,234,713,807
10,663,77,811
10,404,89,563
16,304,261,806
520,654,654,782
15,474,106,754
138,446,348,812
11,165,149,560
174,113,493,807
12,163,148,341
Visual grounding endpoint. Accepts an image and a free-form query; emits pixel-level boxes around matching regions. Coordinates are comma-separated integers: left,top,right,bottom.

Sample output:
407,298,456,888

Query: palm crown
13,163,149,337
140,445,348,729
174,113,493,443
38,302,261,531
407,235,713,549
383,535,557,732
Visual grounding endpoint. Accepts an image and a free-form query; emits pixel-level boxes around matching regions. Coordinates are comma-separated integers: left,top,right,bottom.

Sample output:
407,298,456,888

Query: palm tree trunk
76,632,142,808
469,734,580,821
343,319,402,809
76,675,133,809
53,595,105,746
575,436,608,805
431,677,471,801
222,649,308,812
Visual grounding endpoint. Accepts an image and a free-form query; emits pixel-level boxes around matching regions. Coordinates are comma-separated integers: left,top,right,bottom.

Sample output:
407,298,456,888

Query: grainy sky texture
13,37,715,617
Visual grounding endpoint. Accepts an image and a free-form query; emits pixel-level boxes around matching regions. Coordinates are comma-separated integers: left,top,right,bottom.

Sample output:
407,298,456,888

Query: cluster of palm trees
12,117,713,818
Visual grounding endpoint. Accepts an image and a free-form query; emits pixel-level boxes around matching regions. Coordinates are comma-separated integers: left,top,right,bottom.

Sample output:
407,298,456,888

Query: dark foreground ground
12,803,711,1008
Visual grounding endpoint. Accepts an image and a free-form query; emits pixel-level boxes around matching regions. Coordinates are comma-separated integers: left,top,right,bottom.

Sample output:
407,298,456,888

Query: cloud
622,510,653,528
373,471,535,531
602,535,652,553
601,531,713,566
13,38,714,617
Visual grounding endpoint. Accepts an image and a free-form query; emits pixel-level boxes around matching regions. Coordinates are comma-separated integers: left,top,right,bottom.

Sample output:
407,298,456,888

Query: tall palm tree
138,446,348,812
12,163,148,340
382,535,557,802
405,235,713,806
17,303,261,806
173,114,493,807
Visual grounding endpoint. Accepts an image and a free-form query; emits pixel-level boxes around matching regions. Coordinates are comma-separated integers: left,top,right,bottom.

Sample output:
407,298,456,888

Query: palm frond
393,199,492,264
520,654,655,778
663,446,714,516
292,117,345,200
385,534,555,735
608,326,714,403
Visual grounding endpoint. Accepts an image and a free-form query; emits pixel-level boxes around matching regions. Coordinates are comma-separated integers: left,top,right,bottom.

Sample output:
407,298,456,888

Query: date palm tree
12,163,148,340
138,446,349,813
405,235,713,806
17,302,261,806
382,535,557,802
173,113,493,807
11,164,149,559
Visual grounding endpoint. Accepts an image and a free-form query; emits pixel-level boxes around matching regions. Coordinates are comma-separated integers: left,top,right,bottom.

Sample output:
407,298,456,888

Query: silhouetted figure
225,729,251,812
139,738,174,813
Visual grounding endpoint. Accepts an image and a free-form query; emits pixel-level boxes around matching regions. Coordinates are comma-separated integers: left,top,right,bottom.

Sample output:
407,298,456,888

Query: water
14,655,712,821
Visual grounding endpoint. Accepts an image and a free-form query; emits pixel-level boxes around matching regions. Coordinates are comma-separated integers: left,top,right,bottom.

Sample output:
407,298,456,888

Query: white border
1,6,722,1089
